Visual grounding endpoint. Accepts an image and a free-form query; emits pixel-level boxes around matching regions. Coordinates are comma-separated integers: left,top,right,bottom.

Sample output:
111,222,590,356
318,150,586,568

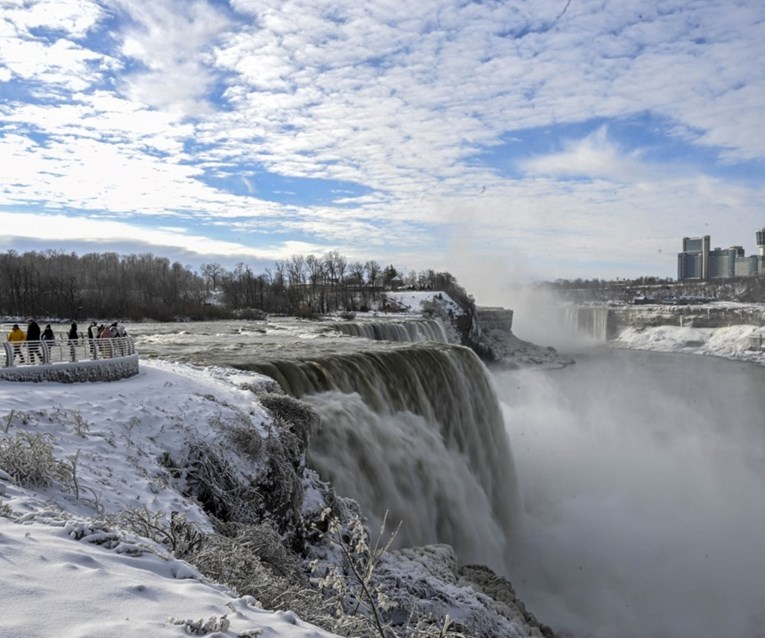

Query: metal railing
3,337,135,368
748,333,765,351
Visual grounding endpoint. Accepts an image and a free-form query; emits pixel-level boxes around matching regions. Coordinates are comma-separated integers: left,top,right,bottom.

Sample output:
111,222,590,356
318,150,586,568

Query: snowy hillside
0,361,337,638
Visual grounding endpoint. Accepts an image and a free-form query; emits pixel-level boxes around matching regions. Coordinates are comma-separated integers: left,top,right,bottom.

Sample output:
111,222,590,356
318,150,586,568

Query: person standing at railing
67,322,79,362
87,321,98,358
99,323,113,357
111,321,127,355
26,318,41,364
41,324,55,364
7,324,25,363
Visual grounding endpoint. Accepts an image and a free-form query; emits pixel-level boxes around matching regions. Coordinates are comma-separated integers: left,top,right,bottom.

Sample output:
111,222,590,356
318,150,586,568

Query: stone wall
476,307,514,332
0,354,139,383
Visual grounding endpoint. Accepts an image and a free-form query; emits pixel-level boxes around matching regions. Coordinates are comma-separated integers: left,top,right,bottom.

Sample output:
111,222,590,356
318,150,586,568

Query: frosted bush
226,422,263,459
168,615,230,635
0,431,58,487
182,439,262,524
258,392,317,452
117,507,205,558
189,524,328,624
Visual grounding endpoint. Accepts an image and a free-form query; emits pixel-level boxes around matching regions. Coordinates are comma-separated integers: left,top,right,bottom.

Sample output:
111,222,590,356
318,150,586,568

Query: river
130,319,765,638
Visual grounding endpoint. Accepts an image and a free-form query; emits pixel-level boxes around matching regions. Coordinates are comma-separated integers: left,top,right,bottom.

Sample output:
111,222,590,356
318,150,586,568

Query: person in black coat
68,322,79,362
26,319,41,363
42,324,55,340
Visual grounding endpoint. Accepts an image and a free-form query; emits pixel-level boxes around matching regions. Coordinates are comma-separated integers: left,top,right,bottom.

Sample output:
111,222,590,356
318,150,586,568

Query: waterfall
331,318,450,343
563,305,610,341
242,343,520,570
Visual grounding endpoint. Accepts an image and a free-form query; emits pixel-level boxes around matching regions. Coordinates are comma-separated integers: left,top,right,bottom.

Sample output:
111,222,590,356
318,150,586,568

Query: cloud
519,127,647,182
1,0,764,283
111,0,232,115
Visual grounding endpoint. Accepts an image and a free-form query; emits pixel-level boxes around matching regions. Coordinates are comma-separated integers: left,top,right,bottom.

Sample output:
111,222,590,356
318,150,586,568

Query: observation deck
1,337,138,383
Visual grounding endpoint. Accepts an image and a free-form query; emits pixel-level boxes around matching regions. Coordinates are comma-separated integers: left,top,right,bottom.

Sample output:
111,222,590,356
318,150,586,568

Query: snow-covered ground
0,355,549,638
383,291,464,316
0,360,337,638
611,323,765,367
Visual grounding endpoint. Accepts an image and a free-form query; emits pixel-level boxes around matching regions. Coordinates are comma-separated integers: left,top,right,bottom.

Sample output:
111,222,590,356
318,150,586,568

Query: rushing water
132,319,765,638
131,317,520,569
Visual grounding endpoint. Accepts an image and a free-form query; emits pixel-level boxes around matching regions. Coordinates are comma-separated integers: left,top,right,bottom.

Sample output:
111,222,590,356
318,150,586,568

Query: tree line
0,250,474,321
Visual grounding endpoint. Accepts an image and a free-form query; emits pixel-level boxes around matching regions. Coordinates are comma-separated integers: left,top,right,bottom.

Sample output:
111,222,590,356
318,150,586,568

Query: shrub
258,392,317,455
183,440,262,525
0,431,58,487
226,422,263,460
189,523,326,621
117,507,205,558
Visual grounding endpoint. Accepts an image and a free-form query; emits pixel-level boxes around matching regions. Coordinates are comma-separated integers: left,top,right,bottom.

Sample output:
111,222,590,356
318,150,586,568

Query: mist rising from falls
243,344,520,569
496,350,765,638
330,318,450,343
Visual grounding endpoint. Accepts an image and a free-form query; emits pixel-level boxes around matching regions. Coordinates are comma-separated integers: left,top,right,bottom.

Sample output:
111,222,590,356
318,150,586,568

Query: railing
3,337,135,368
748,333,765,351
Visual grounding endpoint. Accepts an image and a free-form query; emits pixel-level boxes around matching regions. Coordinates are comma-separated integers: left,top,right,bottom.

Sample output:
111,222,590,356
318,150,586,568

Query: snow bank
0,360,335,638
612,323,765,366
384,291,464,316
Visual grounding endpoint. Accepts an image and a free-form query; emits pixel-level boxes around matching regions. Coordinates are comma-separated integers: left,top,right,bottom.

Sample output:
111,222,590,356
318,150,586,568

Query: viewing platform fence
747,333,765,351
1,335,138,383
3,337,136,368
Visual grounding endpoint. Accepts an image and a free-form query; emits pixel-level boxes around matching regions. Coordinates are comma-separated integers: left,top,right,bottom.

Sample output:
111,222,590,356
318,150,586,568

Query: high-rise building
677,235,710,280
677,230,765,281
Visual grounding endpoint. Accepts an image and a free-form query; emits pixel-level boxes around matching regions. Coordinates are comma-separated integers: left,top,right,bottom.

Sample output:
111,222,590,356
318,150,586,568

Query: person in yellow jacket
6,324,26,363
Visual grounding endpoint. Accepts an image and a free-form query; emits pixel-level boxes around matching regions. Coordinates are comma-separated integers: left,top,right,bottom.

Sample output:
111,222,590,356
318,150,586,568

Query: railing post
3,342,13,368
40,339,50,364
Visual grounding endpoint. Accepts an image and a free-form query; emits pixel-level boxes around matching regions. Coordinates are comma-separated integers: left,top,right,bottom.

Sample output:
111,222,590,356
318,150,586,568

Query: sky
1,0,765,285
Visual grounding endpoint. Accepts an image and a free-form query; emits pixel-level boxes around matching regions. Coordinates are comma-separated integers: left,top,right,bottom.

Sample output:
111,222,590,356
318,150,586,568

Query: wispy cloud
0,0,764,282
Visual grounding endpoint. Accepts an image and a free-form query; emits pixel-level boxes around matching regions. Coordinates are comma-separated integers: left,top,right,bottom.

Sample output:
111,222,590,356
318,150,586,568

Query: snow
0,360,338,638
383,291,464,316
611,323,765,366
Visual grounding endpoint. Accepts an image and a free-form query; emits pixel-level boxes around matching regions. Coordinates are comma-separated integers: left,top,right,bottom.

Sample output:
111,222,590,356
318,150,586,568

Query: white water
304,390,507,566
563,305,610,342
330,318,450,343
247,345,521,571
495,349,765,638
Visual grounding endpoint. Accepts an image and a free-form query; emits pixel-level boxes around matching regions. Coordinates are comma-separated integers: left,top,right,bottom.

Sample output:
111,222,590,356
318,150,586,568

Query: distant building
677,235,710,280
677,230,765,281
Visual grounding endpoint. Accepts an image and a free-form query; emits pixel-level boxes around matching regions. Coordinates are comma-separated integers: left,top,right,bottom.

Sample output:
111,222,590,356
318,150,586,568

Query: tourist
99,323,113,357
26,318,41,364
68,322,79,362
6,324,25,363
42,324,55,341
87,321,98,358
111,322,127,355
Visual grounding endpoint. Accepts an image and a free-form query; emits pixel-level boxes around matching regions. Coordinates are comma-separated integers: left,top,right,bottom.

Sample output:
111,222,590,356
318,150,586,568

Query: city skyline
2,0,764,302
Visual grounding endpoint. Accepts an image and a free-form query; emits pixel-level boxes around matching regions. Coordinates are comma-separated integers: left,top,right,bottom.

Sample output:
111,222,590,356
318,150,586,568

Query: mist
494,349,765,638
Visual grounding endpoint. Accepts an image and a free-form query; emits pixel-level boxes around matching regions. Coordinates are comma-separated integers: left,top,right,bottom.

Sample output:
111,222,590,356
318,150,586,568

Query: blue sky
1,0,764,299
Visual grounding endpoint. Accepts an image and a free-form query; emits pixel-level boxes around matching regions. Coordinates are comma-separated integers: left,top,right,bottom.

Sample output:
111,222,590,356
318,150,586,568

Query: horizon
2,0,764,302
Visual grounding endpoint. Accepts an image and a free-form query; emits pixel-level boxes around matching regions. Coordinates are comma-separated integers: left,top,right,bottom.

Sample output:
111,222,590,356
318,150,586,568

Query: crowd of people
5,319,128,364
